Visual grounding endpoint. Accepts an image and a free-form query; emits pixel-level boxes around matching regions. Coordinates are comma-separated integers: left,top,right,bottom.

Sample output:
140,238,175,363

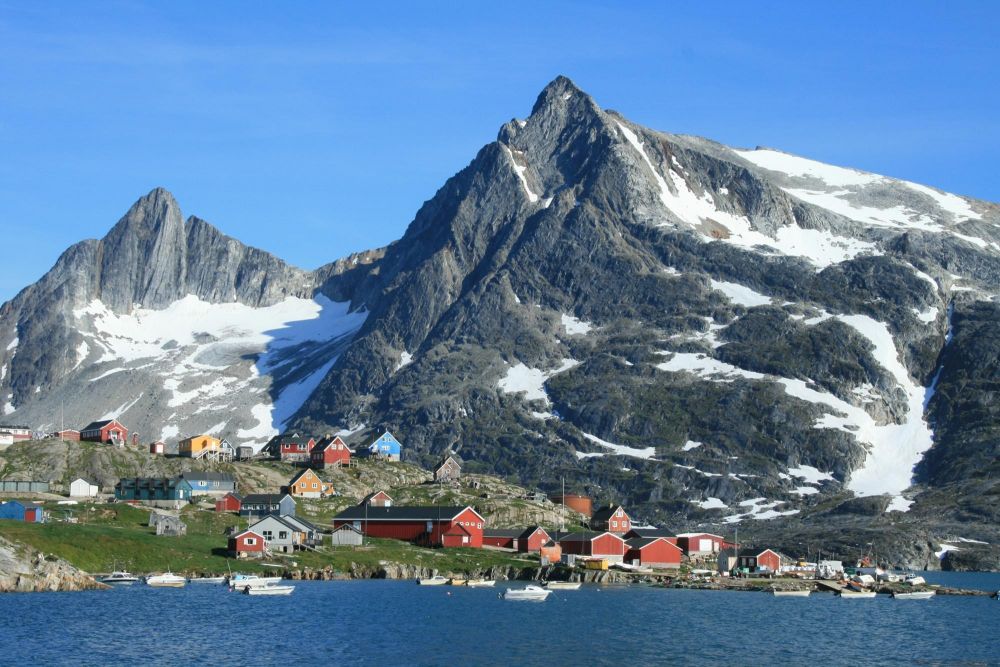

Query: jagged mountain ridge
2,77,998,558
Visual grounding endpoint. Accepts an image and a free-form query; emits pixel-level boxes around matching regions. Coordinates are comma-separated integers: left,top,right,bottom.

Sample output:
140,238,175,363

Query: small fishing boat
904,574,926,586
838,590,877,599
100,570,140,585
467,579,496,588
145,572,187,588
417,575,449,586
189,576,227,584
502,585,552,601
544,581,581,591
892,591,935,600
242,584,295,596
229,574,282,589
772,589,811,597
449,578,468,586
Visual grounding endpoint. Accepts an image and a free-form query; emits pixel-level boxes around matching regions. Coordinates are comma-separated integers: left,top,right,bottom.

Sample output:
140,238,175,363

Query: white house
68,477,100,498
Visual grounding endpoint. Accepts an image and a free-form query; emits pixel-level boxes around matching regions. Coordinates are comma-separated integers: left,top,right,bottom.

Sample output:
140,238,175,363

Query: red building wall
591,533,626,557
215,494,242,512
627,540,682,566
756,550,781,572
483,535,516,549
335,508,484,548
229,531,265,556
519,529,551,553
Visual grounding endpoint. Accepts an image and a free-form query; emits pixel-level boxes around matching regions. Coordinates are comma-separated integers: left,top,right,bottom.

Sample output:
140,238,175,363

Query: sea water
1,574,998,666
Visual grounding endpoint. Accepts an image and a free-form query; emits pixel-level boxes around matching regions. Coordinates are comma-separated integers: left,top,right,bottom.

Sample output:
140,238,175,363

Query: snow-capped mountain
2,76,998,562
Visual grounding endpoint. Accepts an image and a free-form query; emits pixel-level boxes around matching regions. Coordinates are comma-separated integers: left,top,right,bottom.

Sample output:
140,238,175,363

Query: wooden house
624,528,677,542
676,532,726,556
286,468,331,498
178,471,237,496
215,492,243,513
719,547,784,574
625,537,682,568
249,514,319,553
149,512,187,536
332,505,485,548
51,429,81,442
114,477,193,505
178,435,221,458
590,505,631,534
360,431,401,461
482,529,521,549
68,477,99,498
482,526,551,552
0,425,32,442
433,455,462,484
276,434,316,462
310,436,351,469
0,500,44,523
149,440,166,455
80,419,128,445
556,531,627,562
359,490,393,507
228,529,266,559
329,523,364,546
239,493,296,518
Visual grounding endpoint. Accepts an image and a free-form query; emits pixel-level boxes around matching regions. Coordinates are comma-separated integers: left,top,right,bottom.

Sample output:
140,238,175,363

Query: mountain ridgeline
2,77,999,565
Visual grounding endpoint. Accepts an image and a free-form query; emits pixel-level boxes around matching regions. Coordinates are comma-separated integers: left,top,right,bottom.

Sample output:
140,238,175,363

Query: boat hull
772,590,810,597
467,580,496,588
545,582,581,590
893,591,935,600
838,591,877,598
503,585,552,601
243,585,295,596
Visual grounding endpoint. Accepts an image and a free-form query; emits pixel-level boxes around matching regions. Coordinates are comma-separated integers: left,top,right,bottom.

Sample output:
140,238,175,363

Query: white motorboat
892,591,935,600
544,581,581,590
189,576,227,584
772,589,811,597
229,574,282,588
904,574,926,586
503,585,552,601
467,579,496,588
417,575,449,586
838,590,877,599
242,584,295,596
145,572,187,588
100,570,140,585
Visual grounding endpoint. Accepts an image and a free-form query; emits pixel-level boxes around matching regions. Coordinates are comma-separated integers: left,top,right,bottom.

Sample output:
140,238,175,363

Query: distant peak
530,75,588,116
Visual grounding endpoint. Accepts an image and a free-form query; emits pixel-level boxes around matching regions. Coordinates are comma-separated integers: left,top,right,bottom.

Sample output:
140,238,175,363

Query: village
0,419,956,598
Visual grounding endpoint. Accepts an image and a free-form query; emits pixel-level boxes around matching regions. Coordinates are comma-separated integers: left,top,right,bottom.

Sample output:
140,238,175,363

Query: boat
772,589,811,597
100,570,140,585
242,584,295,596
416,575,449,586
229,574,282,588
837,590,877,599
467,579,496,588
892,591,935,600
502,585,552,601
904,574,926,586
145,572,187,588
189,576,227,584
544,581,581,590
449,578,468,586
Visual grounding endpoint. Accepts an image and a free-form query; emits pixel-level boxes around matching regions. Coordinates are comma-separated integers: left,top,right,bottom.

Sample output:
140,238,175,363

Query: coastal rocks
0,535,107,593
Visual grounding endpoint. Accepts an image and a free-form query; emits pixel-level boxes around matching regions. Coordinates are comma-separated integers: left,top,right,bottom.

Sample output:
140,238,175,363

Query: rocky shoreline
0,536,107,593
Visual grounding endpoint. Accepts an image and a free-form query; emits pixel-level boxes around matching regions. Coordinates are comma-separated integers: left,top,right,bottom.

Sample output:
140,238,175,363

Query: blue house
362,431,402,461
0,500,44,522
178,471,238,496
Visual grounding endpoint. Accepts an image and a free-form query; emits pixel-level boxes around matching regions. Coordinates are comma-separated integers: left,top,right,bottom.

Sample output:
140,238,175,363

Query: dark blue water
1,575,998,666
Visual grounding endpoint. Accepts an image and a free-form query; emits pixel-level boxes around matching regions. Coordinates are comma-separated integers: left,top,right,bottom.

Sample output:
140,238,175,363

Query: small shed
329,523,364,546
0,500,44,523
229,529,266,559
148,512,187,536
433,455,462,484
625,537,682,569
359,490,393,507
215,492,243,513
68,478,100,498
149,441,166,455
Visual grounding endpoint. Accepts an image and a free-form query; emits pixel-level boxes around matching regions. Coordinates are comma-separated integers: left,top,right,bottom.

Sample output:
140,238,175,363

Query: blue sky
1,1,998,302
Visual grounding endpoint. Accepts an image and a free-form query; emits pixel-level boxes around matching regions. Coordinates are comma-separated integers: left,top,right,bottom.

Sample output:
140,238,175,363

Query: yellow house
287,468,331,499
179,434,222,458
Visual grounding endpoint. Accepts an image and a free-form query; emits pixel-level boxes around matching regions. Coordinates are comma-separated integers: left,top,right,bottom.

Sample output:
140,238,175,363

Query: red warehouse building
310,436,351,469
332,505,485,548
625,537,683,569
481,526,552,552
80,419,128,445
215,492,243,513
556,531,627,563
228,529,266,559
675,532,726,556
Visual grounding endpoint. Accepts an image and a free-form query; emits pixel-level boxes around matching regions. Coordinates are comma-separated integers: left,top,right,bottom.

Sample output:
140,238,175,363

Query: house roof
82,419,123,431
242,493,294,505
72,477,98,486
280,514,319,533
626,537,681,550
0,424,31,429
625,528,675,539
591,505,628,522
676,532,724,539
436,455,462,470
483,529,523,539
222,492,243,502
334,505,483,523
333,523,363,534
278,433,315,446
359,490,393,504
519,526,549,540
232,529,264,539
555,531,623,543
179,471,236,482
288,468,321,485
314,436,350,451
249,514,301,533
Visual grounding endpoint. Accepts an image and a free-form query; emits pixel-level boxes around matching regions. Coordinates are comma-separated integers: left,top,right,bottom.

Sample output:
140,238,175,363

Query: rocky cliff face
2,76,998,562
0,535,106,592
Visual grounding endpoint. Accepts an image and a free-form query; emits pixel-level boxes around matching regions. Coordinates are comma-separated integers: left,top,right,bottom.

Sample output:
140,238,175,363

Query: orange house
179,434,221,458
287,469,331,499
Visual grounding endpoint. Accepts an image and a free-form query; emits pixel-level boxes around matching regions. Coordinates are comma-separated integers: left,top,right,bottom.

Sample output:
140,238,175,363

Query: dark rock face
2,76,999,566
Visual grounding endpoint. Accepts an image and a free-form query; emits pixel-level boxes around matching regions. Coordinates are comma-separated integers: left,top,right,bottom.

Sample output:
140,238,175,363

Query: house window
616,509,623,517
477,523,482,529
353,521,361,529
279,531,288,539
263,531,273,540
245,538,256,546
311,483,317,489
462,536,469,544
612,521,617,528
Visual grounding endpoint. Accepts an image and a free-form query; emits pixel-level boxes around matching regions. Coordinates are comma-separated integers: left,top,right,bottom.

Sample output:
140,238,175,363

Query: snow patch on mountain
498,358,579,405
561,314,593,335
502,144,540,203
710,280,772,307
580,432,656,460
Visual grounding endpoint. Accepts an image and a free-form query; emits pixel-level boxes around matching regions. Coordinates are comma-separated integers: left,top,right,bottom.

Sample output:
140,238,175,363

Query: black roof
82,420,120,431
518,526,549,540
625,528,674,539
483,529,523,539
334,506,475,522
278,433,315,445
0,424,30,429
288,468,322,484
315,435,350,451
591,505,626,522
242,493,293,505
626,537,676,549
179,472,236,482
555,530,620,543
116,477,186,489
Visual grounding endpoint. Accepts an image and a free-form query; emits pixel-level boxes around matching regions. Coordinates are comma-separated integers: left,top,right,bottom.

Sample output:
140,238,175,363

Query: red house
625,537,683,569
215,492,243,513
482,526,551,552
80,419,128,445
360,490,393,507
675,532,726,556
149,441,165,455
228,529,265,559
557,531,627,562
310,436,351,469
277,434,316,462
51,429,81,442
332,505,485,548
590,505,631,534
733,548,783,573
